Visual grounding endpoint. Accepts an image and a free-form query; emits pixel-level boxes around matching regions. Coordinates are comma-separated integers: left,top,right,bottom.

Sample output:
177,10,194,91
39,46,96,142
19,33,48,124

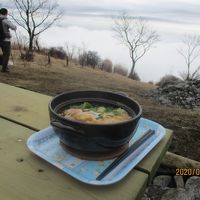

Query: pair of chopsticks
96,129,155,181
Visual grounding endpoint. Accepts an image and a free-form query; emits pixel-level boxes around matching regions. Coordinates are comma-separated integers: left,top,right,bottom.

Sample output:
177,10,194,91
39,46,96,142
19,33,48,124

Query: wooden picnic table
0,83,172,200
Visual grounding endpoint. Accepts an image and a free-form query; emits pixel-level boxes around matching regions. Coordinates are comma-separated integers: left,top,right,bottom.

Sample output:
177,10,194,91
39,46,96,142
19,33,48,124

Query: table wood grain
0,118,148,200
0,82,173,199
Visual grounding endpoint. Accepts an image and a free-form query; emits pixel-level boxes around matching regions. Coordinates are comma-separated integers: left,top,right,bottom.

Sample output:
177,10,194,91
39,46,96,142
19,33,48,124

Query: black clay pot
48,90,142,153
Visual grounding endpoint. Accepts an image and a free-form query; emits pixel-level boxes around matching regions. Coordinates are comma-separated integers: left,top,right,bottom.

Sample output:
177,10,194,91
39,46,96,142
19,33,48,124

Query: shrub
78,52,88,67
101,59,113,72
86,51,101,68
78,50,101,68
148,81,154,85
48,47,66,59
157,74,181,87
129,72,140,81
20,51,34,61
114,64,127,76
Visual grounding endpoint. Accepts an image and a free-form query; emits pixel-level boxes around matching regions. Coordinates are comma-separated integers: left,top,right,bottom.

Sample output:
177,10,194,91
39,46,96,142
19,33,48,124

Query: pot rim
49,90,142,127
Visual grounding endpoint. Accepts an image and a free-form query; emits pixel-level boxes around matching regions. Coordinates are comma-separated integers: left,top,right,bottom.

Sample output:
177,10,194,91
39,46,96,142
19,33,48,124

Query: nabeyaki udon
60,102,132,124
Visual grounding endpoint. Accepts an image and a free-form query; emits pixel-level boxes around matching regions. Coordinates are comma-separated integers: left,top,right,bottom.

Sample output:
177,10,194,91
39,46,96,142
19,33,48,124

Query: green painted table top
0,83,51,130
0,82,172,199
136,129,172,182
0,118,148,200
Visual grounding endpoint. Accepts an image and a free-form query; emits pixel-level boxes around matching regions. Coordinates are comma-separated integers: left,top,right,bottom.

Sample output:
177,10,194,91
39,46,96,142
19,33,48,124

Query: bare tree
34,35,40,52
12,30,28,50
11,0,62,52
64,42,77,66
113,12,159,78
78,51,88,67
64,42,77,60
77,42,88,67
178,34,200,80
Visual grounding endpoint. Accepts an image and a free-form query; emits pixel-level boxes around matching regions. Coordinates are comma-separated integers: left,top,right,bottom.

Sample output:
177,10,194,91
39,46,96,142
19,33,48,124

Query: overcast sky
58,0,200,24
2,0,200,28
1,0,200,82
2,0,200,35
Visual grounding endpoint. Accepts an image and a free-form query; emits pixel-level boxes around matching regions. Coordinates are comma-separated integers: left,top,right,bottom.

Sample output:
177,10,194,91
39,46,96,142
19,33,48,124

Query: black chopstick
96,129,155,181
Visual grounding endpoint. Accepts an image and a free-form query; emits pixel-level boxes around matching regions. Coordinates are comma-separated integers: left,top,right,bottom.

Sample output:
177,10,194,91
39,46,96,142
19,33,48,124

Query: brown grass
1,50,200,161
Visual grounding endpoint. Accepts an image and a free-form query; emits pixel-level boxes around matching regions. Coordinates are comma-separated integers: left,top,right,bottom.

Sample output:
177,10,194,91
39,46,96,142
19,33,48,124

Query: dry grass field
1,50,200,161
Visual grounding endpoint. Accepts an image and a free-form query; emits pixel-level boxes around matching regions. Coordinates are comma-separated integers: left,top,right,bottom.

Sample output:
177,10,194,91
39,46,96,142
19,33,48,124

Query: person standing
0,8,17,73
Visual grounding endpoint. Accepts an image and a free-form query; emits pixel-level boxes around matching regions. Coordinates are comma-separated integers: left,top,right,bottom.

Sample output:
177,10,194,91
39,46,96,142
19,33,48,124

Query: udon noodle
60,102,131,124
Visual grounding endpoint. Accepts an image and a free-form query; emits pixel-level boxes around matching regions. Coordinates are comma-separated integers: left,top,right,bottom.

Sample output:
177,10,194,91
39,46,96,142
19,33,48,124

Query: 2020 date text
176,168,200,176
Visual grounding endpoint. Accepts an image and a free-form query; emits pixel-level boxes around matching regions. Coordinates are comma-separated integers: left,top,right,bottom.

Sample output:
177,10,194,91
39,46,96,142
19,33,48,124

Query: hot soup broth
60,102,132,124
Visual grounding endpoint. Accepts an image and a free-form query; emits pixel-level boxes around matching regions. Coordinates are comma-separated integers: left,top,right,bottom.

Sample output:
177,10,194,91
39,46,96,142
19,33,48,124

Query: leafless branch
11,0,63,51
112,12,159,77
178,34,200,80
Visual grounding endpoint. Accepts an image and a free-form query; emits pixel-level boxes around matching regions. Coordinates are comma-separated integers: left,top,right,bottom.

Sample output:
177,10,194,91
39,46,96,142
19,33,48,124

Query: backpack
0,19,6,41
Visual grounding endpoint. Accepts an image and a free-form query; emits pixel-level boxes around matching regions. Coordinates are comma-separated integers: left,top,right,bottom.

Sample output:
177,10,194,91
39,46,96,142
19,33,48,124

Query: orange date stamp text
176,168,200,176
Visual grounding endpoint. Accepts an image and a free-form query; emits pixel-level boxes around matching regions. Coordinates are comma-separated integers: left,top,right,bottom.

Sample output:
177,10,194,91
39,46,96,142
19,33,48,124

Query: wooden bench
0,83,172,200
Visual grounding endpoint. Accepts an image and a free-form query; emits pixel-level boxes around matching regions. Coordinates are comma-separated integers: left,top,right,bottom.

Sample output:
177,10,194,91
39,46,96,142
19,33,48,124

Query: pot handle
51,121,85,136
51,121,125,150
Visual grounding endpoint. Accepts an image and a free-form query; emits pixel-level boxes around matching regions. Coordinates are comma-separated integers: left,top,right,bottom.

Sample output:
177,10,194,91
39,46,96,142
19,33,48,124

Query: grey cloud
2,0,200,28
59,0,200,27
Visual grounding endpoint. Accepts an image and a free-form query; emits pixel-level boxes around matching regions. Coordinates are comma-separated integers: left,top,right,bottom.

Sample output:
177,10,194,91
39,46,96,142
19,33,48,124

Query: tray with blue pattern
27,118,165,185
